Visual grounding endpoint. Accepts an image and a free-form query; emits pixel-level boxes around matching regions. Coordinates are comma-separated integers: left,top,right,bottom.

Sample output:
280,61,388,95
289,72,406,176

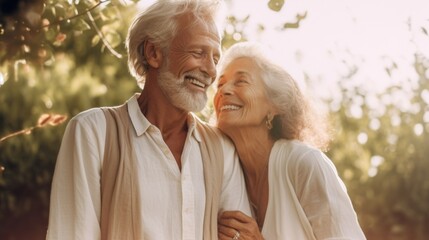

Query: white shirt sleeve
218,135,252,215
293,149,366,240
46,109,106,240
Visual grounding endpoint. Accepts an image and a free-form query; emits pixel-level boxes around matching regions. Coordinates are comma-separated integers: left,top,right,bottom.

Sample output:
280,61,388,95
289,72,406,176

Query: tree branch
86,11,123,58
37,0,110,31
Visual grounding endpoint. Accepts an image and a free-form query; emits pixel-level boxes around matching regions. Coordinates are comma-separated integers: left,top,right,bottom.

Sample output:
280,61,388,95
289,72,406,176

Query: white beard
157,61,208,112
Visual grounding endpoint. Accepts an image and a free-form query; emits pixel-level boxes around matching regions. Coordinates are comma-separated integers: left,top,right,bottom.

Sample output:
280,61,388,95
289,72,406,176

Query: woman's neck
226,126,275,229
227,126,274,175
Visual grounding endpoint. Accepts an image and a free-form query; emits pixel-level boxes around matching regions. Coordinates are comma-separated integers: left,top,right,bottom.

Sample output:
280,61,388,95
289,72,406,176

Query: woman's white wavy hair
216,42,331,150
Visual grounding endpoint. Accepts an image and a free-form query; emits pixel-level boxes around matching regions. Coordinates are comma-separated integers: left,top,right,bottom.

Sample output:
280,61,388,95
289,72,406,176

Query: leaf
268,0,285,12
110,0,134,6
45,28,58,42
54,3,67,18
53,33,67,46
76,19,91,31
37,113,67,127
50,5,57,17
282,11,307,29
83,0,98,5
283,22,299,29
385,67,391,77
422,27,428,36
49,114,68,126
105,31,122,48
64,4,79,19
37,114,52,127
91,35,100,46
100,5,120,21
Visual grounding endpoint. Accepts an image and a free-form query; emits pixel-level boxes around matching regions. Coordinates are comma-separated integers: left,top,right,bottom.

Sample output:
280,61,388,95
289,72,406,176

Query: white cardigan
261,139,366,240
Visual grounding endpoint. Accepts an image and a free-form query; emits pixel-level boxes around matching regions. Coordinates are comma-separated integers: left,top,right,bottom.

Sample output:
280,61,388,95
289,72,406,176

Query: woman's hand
218,211,264,240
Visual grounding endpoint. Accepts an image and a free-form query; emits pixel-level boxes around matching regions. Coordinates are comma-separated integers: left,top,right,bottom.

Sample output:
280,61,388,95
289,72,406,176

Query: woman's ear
269,104,280,116
144,40,163,69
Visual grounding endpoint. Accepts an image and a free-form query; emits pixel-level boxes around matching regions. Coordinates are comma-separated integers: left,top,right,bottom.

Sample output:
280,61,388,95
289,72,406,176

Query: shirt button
162,147,169,155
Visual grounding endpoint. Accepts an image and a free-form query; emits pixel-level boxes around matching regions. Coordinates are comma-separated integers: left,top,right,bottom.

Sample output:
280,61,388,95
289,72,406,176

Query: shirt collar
127,93,151,136
126,93,202,142
188,113,202,142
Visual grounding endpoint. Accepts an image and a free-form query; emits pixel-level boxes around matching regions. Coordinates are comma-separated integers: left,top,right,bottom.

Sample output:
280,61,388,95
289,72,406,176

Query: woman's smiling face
214,57,275,132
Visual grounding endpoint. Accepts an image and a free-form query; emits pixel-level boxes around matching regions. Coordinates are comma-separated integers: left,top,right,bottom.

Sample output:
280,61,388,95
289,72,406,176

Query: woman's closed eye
236,78,249,85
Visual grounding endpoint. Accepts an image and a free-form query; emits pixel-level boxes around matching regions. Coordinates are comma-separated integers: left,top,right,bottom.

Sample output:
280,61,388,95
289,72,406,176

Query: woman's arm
293,149,366,239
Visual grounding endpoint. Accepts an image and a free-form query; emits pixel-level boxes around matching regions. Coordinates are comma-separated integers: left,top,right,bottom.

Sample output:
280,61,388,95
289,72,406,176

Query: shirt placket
181,141,196,240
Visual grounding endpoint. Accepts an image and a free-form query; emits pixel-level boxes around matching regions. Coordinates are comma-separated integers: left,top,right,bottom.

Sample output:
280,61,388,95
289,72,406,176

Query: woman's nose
218,82,233,96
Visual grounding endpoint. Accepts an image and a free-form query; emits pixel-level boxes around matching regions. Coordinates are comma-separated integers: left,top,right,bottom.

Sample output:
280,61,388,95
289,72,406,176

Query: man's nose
201,56,217,80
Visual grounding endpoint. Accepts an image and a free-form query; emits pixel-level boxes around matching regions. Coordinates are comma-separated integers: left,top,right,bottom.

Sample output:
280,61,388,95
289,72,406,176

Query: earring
266,113,273,130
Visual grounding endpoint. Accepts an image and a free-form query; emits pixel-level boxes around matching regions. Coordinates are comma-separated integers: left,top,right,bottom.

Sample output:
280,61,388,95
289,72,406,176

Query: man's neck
138,79,189,133
137,78,189,170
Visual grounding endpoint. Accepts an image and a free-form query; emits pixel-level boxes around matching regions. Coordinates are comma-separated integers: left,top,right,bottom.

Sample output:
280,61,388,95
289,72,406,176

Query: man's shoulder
66,108,109,133
71,101,128,122
71,107,104,122
62,108,107,140
194,118,227,140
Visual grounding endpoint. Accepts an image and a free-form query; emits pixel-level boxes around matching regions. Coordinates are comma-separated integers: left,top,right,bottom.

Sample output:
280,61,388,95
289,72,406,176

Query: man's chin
183,102,207,112
182,99,207,112
169,90,207,112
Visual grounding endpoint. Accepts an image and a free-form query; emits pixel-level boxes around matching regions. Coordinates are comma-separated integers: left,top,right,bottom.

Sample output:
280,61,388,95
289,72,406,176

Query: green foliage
282,12,307,29
221,15,250,49
0,1,138,239
268,0,285,12
0,67,67,238
0,0,131,66
327,54,429,239
0,55,138,239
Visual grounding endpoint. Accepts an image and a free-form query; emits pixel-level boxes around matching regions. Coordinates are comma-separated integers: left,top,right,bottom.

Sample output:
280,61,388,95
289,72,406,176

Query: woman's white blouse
261,139,366,240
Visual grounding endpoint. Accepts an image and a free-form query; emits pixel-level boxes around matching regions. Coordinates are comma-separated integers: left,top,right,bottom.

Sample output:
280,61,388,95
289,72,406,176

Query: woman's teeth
221,105,241,111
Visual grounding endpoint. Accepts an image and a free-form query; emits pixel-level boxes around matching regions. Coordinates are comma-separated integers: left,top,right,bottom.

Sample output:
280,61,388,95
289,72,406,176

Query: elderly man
46,1,250,239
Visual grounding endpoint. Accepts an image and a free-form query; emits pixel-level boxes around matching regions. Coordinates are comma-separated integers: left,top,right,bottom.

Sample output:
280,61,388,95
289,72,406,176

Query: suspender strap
196,118,224,240
100,105,143,240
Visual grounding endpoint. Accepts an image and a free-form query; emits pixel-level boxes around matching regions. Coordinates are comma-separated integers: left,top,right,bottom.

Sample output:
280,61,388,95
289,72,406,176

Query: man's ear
144,40,163,69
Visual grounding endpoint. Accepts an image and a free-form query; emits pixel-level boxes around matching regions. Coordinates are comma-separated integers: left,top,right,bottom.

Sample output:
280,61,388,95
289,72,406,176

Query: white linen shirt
47,94,251,240
261,139,366,240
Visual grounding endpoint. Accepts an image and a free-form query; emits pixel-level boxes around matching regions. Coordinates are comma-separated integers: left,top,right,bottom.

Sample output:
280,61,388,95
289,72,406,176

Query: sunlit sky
135,0,429,102
226,0,429,99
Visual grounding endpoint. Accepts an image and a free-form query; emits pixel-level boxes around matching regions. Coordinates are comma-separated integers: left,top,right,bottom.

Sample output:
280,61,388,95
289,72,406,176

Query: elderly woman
215,42,366,240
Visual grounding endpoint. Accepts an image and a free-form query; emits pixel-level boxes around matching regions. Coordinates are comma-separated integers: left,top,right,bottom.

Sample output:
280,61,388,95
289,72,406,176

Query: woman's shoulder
274,139,320,157
271,139,327,169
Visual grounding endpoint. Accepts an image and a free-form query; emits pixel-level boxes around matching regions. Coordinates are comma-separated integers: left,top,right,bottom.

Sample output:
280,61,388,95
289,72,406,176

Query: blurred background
1,0,428,239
